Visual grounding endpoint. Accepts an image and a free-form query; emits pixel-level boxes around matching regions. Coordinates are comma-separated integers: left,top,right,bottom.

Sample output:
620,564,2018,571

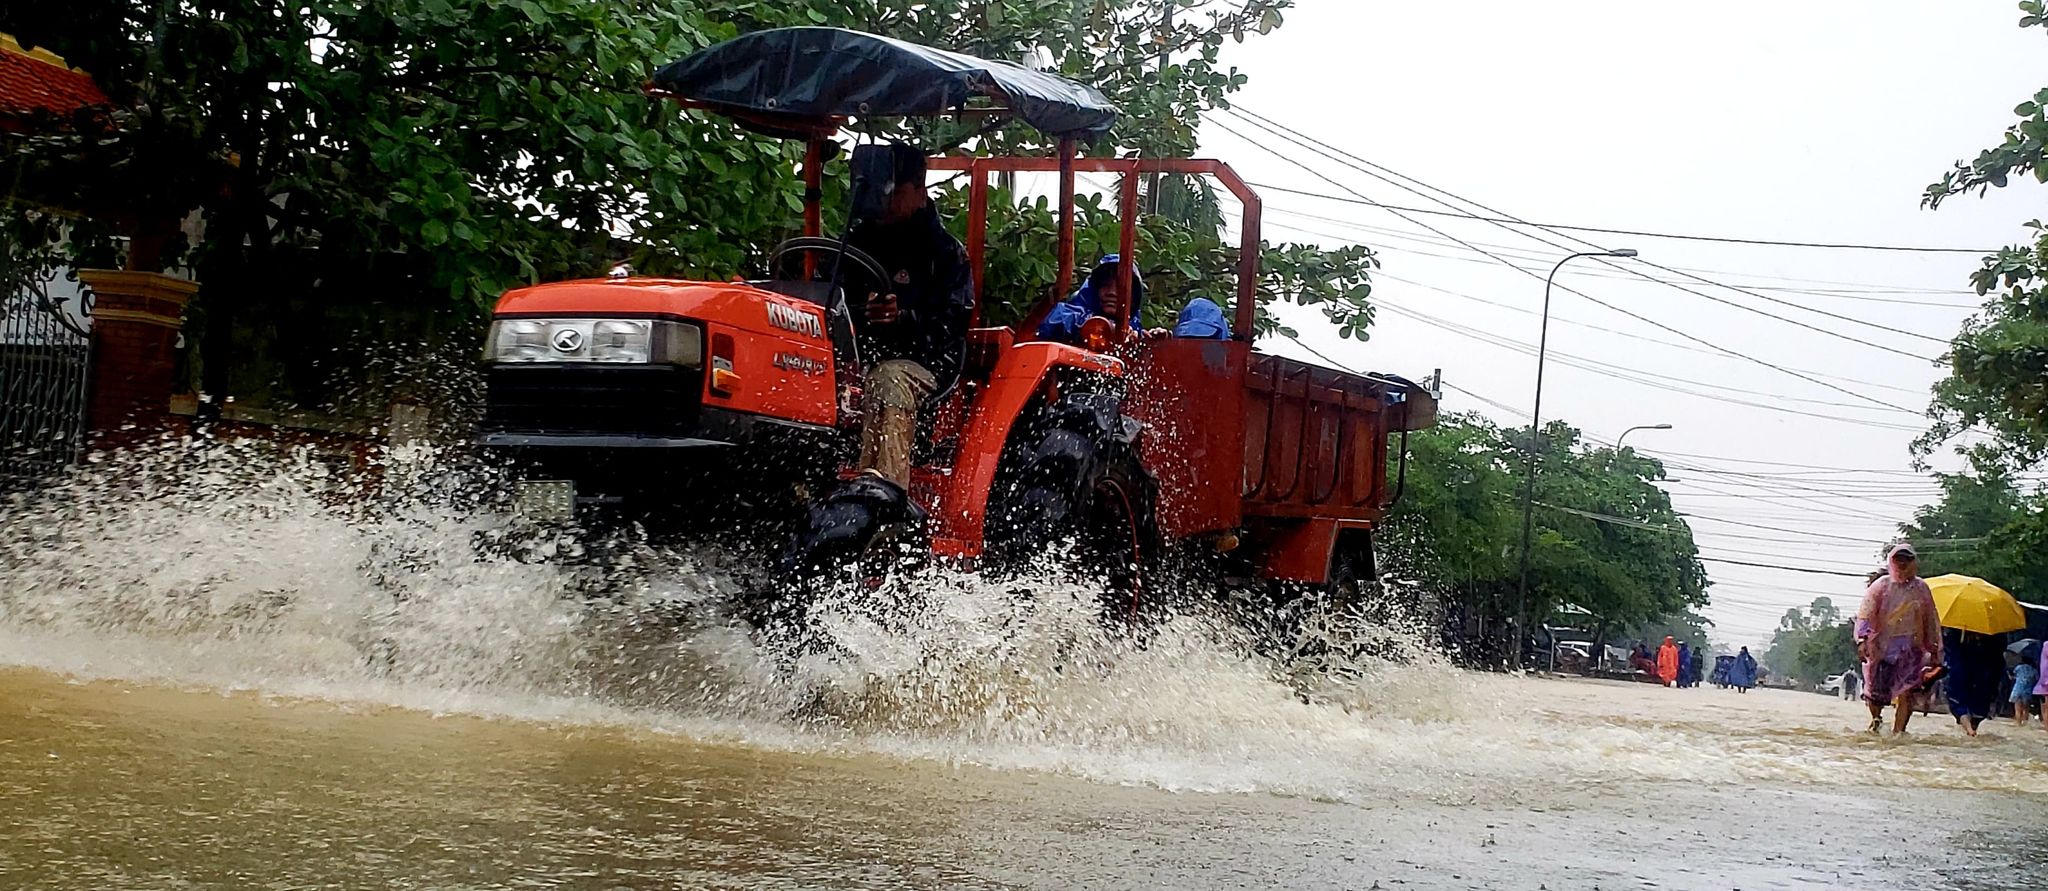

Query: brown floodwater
2,447,2044,888
5,667,2043,890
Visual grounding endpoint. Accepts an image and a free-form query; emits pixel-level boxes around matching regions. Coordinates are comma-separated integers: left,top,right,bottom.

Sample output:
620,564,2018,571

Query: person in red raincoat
1656,636,1680,687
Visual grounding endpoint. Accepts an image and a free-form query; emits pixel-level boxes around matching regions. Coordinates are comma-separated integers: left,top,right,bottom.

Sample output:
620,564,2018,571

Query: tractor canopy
649,27,1118,139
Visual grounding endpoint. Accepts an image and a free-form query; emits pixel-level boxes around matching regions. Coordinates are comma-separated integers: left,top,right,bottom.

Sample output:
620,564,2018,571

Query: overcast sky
1201,1,2048,648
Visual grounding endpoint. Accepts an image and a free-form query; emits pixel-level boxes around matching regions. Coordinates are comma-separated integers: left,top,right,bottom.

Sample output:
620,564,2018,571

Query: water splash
3,438,2043,801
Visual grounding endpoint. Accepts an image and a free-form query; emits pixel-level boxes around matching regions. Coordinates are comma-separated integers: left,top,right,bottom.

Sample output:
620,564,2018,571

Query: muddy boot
774,474,925,580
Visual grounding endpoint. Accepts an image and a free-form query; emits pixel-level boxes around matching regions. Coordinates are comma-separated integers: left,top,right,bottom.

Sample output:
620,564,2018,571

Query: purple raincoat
1856,571,1941,705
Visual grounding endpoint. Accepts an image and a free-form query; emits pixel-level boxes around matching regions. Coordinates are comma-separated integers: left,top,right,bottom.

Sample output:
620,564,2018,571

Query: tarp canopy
650,27,1118,139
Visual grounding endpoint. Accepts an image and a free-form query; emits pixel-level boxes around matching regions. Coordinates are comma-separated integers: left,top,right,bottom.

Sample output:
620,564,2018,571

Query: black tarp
651,27,1118,138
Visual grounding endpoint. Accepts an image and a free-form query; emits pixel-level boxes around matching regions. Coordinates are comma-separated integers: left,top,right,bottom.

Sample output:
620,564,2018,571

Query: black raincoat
844,204,974,380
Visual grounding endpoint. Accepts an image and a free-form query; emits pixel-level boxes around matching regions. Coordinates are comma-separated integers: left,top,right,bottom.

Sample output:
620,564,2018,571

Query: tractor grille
481,365,704,437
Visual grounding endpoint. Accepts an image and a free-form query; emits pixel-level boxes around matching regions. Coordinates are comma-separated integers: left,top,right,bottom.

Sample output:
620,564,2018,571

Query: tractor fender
1031,387,1142,449
927,342,1125,559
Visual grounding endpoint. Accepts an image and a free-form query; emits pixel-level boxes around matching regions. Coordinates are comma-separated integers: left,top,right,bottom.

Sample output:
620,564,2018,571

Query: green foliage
1898,465,2048,603
1763,597,1856,684
2,0,1382,413
1798,621,1858,682
1379,414,1709,659
1918,3,2048,467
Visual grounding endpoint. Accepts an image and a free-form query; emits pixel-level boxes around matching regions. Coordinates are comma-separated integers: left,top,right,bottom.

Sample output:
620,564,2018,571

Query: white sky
1204,1,2048,648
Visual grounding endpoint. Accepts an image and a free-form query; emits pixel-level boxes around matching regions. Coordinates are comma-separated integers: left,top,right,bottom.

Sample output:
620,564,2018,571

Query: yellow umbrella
1924,574,2029,635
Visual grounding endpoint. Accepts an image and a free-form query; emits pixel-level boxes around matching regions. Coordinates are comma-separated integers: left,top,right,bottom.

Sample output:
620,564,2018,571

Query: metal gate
0,276,90,489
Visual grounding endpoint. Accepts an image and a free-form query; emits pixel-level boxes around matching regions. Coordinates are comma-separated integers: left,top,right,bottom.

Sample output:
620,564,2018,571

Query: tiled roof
0,33,110,120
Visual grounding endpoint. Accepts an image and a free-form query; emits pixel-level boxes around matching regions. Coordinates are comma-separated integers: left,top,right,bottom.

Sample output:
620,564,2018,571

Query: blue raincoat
1728,648,1759,689
1676,643,1695,687
1038,254,1142,343
1171,297,1232,340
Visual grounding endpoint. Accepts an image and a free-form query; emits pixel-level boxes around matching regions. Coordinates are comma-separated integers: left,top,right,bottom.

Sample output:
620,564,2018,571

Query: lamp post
1511,248,1639,671
1617,423,1674,450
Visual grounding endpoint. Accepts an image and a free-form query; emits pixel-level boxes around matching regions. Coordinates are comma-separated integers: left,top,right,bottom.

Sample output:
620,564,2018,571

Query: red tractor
477,28,1437,617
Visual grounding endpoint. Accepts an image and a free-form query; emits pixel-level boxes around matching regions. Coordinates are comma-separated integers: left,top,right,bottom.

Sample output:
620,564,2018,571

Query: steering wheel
768,237,891,303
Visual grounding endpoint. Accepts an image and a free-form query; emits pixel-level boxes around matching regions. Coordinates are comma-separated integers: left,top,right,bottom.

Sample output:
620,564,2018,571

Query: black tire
988,396,1160,624
1323,536,1376,616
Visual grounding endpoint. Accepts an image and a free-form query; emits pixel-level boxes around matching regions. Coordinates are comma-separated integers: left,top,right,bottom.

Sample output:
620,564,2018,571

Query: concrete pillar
77,269,198,443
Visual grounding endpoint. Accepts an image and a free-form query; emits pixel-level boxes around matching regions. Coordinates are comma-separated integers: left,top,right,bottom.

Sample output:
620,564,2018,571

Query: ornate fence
0,278,90,489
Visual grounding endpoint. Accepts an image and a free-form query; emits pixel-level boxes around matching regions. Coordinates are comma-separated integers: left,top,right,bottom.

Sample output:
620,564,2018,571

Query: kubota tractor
477,28,1438,618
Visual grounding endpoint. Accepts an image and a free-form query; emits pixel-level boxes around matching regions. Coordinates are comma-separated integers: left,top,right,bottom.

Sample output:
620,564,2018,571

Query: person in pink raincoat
1856,542,1942,735
2035,642,2048,731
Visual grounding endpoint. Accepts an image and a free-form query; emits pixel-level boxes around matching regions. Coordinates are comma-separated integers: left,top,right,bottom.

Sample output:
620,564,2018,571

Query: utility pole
1147,0,1173,216
1512,249,1639,672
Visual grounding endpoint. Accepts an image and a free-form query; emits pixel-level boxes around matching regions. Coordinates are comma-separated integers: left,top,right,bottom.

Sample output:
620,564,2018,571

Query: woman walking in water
1942,625,2003,737
1857,543,1943,734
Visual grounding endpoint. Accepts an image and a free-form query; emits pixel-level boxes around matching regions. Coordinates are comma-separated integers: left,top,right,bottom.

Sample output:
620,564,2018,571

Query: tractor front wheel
989,410,1160,625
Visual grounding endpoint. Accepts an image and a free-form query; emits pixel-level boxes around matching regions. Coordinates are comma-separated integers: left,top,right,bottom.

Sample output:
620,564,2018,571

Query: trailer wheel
1323,535,1377,615
990,410,1160,624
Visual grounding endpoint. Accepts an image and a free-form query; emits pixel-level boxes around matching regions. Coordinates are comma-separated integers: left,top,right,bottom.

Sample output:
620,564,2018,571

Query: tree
1762,597,1857,684
1917,1,2048,469
1797,621,1858,682
1763,606,1813,681
2,0,1378,414
1379,414,1709,665
1898,462,2048,602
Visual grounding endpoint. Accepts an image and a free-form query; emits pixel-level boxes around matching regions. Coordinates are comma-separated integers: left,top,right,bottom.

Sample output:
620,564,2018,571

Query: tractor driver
843,144,975,493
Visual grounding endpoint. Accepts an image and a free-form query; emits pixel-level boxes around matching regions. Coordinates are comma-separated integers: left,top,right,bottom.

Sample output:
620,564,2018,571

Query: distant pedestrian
2035,643,2048,730
1690,647,1706,688
1727,646,1759,692
1657,636,1679,687
1941,627,2003,737
1631,643,1658,678
1856,542,1942,735
1675,642,1695,688
2017,640,2048,729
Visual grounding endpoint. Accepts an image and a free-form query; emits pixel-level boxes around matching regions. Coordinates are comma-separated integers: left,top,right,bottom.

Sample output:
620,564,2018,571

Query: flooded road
2,448,2044,888
4,669,2041,890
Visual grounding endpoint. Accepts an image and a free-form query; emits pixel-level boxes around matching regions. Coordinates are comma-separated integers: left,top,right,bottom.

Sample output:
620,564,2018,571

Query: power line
1220,106,1951,356
1218,146,2003,257
1257,213,1951,395
1535,501,1686,533
1534,504,1889,577
1205,115,1928,413
1695,556,1873,577
1383,376,1939,548
1681,513,1897,543
1246,179,1997,253
1711,583,1868,601
1427,377,1945,520
1700,547,1881,571
1374,298,1932,430
1658,465,1935,509
1637,447,1941,474
1260,206,1985,307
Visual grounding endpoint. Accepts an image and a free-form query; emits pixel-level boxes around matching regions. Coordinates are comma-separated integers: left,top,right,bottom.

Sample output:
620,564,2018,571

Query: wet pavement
3,668,2039,890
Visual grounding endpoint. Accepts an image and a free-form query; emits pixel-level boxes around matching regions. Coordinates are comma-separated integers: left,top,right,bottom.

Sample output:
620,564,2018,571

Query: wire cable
1218,107,1951,355
1259,206,1985,307
1204,115,1928,413
1374,299,1932,430
1210,107,2002,257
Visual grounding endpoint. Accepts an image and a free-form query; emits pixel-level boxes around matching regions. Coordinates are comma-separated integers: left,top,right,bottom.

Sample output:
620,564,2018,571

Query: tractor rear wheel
989,405,1160,624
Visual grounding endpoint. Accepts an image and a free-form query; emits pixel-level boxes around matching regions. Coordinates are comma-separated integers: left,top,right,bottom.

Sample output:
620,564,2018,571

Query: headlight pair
485,318,703,367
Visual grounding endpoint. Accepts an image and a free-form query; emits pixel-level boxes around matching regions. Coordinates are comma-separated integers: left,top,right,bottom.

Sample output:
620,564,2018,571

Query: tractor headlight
589,319,653,363
485,318,701,367
486,319,551,362
651,320,703,367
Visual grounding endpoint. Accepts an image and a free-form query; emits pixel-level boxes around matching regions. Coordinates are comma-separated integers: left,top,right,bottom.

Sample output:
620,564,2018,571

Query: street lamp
1511,248,1640,671
1616,423,1674,450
